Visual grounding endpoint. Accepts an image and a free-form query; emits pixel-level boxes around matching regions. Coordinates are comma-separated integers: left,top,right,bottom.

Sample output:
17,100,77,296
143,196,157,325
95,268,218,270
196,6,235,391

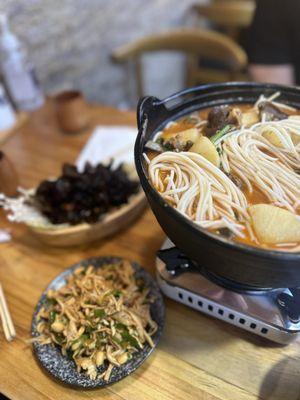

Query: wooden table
1,101,300,400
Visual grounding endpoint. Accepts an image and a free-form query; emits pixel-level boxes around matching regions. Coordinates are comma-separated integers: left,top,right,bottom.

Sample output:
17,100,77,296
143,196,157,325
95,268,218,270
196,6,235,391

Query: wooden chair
193,1,256,40
111,28,248,100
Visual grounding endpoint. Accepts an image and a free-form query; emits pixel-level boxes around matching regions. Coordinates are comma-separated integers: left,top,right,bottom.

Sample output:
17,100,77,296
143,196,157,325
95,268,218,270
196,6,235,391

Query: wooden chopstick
0,283,16,341
0,304,12,341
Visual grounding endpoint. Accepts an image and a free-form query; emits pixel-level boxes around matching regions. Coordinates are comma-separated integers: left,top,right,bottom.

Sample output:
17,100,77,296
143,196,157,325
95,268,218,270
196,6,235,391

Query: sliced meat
258,101,288,121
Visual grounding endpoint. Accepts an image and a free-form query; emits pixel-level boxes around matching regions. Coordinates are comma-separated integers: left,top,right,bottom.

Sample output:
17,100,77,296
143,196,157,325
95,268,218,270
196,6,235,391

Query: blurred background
0,0,255,109
0,0,203,108
0,0,298,112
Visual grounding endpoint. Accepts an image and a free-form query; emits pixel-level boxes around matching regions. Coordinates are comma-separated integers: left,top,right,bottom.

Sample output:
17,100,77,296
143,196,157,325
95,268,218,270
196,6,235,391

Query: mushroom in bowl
1,162,146,246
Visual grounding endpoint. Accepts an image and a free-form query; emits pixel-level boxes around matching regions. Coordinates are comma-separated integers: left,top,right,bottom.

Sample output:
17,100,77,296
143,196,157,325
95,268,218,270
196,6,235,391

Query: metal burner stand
156,239,300,344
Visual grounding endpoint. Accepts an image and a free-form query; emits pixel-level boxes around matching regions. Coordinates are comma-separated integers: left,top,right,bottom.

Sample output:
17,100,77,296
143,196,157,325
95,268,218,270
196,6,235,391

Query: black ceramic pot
134,82,300,289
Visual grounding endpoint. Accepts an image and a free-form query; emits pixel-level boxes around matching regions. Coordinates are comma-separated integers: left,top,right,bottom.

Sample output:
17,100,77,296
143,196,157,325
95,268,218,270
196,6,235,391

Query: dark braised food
157,136,194,152
258,101,288,121
35,162,139,225
205,105,241,136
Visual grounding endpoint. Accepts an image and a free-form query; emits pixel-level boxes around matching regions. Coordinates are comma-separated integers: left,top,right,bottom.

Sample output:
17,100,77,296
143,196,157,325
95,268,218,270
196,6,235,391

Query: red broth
147,104,300,252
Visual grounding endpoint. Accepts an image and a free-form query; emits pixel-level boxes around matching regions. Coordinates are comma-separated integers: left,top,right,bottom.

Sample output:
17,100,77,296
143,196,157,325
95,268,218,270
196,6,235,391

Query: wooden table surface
1,101,300,400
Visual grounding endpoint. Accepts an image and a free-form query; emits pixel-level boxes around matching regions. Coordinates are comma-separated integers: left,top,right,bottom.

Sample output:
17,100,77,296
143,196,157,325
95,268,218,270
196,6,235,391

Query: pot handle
137,84,214,130
137,95,169,131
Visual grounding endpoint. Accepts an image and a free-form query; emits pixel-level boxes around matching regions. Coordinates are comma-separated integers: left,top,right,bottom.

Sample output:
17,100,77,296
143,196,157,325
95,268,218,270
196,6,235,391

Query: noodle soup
144,92,300,252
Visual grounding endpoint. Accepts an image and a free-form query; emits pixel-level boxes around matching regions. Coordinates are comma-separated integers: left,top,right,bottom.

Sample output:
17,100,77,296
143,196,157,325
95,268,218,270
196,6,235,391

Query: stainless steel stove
156,239,300,344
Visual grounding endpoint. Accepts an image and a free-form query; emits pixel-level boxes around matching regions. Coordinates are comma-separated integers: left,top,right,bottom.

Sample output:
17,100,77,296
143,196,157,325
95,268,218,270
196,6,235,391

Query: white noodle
218,121,300,213
147,92,299,247
148,151,249,237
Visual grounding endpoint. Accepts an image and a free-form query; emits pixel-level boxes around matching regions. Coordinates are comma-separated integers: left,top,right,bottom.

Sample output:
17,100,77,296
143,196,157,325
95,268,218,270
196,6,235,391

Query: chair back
111,28,248,99
194,1,255,38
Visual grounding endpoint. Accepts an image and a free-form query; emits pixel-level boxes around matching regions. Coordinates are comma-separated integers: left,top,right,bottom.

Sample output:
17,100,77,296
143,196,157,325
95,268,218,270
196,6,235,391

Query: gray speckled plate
31,256,165,388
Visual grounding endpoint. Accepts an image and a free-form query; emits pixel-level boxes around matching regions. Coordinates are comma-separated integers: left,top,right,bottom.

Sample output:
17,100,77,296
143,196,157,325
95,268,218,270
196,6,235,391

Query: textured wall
0,0,205,107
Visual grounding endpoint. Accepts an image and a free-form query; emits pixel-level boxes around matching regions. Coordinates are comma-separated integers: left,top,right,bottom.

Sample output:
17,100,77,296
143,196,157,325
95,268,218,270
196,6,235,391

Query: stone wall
0,0,205,107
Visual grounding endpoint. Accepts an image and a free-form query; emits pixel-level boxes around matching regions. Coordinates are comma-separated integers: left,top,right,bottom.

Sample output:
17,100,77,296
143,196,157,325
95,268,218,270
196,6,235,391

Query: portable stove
156,239,300,344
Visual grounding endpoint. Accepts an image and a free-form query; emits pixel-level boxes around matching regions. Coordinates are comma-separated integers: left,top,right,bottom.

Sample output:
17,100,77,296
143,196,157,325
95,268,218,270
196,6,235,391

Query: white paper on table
0,229,11,243
76,126,138,172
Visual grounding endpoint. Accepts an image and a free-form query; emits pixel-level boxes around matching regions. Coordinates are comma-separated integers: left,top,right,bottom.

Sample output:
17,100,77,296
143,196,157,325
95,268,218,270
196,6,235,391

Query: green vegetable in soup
210,125,234,144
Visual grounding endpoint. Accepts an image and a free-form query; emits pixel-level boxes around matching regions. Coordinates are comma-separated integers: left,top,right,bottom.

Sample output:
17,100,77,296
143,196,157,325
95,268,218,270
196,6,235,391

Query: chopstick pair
0,283,16,341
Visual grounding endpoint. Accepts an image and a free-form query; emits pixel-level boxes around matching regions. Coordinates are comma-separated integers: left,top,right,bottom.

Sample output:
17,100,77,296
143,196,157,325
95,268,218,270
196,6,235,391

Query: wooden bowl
27,190,146,247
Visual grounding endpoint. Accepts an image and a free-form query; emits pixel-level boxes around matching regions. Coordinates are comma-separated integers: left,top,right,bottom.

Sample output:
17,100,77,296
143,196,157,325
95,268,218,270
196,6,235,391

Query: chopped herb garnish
54,333,64,344
79,333,89,342
66,348,73,360
70,334,89,350
93,309,106,318
121,330,139,349
46,297,57,306
112,290,122,299
96,333,106,347
115,322,127,331
85,325,94,334
112,335,122,345
49,310,57,324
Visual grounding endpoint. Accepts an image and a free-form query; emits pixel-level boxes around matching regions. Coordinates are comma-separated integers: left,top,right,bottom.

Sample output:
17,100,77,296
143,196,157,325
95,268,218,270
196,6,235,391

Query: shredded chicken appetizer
34,260,157,381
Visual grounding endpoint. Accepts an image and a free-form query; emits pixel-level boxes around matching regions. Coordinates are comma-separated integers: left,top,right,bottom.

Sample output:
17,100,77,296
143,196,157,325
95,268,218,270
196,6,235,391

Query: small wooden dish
27,190,146,247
